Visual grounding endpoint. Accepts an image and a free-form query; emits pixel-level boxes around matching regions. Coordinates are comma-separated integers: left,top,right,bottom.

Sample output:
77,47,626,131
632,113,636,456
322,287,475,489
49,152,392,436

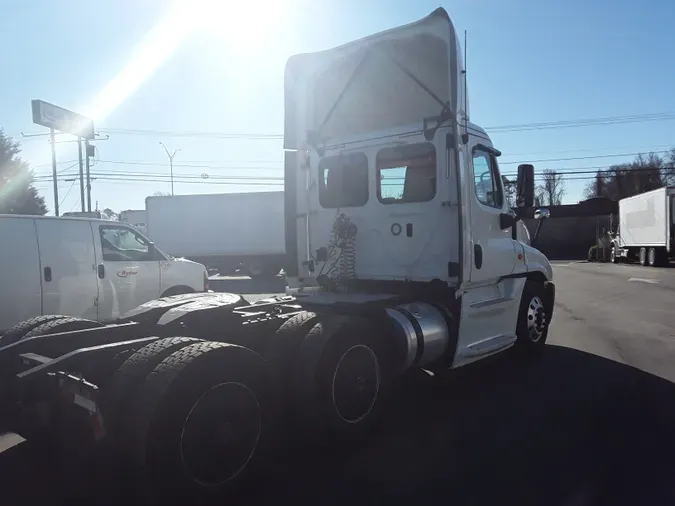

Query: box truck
610,186,675,265
145,192,285,277
118,209,148,235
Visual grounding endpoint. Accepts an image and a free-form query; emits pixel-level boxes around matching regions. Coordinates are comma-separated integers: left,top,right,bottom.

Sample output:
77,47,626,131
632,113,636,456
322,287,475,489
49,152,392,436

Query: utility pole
159,142,180,196
85,140,94,212
21,130,60,216
77,137,85,212
50,129,59,216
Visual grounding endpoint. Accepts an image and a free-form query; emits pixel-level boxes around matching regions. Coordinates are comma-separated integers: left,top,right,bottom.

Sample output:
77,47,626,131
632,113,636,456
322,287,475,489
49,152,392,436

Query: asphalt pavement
2,262,675,506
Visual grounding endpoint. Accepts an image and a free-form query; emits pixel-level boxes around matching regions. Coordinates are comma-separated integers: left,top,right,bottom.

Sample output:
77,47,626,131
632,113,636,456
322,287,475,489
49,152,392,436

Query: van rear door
35,218,99,321
0,217,42,332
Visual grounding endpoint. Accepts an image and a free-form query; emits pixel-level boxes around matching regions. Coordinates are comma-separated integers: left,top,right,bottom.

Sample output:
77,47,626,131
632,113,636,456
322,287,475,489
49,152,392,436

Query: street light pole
159,142,180,196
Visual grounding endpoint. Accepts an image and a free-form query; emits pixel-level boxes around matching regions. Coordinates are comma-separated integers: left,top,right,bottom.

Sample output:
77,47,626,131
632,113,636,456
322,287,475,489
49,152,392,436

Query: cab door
454,139,523,366
95,223,161,318
467,145,519,284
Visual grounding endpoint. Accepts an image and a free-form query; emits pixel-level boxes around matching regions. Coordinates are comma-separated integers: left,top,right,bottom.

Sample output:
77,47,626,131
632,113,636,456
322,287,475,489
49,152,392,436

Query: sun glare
82,0,288,124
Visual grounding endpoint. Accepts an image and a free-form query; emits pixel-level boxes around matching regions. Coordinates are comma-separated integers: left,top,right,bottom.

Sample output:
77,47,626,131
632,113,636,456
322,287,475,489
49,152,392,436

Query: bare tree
583,151,668,200
501,176,516,207
536,169,565,206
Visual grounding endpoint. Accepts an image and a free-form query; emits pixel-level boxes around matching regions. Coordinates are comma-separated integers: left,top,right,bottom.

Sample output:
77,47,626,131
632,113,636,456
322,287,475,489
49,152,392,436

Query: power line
99,128,284,140
59,179,78,207
92,111,675,140
499,150,673,165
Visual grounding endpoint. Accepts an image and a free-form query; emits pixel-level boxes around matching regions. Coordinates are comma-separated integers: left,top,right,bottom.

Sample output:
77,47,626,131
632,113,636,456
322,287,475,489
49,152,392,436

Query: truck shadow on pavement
2,345,674,506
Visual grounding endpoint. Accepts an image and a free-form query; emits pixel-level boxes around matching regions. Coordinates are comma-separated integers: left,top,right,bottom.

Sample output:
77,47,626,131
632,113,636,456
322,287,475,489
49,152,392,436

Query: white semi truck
610,186,675,266
145,192,286,277
0,9,553,505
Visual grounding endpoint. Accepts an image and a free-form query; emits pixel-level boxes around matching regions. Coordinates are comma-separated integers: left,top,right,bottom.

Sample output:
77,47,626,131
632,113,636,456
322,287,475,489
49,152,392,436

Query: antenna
462,30,469,144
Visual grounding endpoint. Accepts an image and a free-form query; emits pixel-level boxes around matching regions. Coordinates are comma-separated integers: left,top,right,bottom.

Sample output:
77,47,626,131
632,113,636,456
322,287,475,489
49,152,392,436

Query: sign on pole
31,100,94,139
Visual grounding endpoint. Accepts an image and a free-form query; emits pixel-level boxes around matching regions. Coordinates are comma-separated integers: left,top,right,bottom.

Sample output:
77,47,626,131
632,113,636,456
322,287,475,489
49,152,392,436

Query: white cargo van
0,215,209,333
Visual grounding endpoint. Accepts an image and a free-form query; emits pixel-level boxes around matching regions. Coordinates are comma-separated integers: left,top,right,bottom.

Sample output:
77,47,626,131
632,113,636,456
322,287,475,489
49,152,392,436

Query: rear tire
0,314,70,347
102,337,202,437
648,247,657,267
160,286,195,298
263,311,321,420
120,342,275,505
639,247,647,266
290,315,395,442
22,317,104,340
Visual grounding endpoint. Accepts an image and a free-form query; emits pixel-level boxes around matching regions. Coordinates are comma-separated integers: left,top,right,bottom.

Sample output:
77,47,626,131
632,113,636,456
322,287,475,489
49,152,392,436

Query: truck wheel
160,286,195,298
263,312,320,416
22,317,104,340
0,314,70,347
610,245,619,263
515,281,550,351
102,337,202,437
290,315,394,441
121,342,275,504
639,247,647,266
648,247,658,267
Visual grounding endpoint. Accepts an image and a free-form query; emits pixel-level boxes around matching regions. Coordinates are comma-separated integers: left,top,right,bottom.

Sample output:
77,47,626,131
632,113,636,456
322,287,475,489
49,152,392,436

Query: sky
2,0,675,215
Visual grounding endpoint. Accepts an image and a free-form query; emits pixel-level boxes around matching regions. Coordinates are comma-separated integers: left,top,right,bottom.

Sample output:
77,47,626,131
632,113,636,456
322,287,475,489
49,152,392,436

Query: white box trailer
118,209,148,235
610,186,675,265
145,192,286,277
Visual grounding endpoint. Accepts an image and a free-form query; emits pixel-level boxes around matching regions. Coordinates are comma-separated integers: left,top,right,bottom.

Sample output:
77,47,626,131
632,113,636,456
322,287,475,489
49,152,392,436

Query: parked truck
118,209,148,235
0,214,209,335
609,186,675,266
0,8,553,506
145,191,285,277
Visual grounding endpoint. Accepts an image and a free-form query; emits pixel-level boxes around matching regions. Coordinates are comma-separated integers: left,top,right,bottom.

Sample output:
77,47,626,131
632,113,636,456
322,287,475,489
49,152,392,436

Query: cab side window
472,150,503,209
376,143,436,204
100,226,153,262
318,152,369,208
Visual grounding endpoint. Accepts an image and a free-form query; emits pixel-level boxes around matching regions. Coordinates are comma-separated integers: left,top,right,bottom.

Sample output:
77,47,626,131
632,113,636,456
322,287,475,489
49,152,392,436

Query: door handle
97,264,105,279
474,244,483,269
43,266,52,282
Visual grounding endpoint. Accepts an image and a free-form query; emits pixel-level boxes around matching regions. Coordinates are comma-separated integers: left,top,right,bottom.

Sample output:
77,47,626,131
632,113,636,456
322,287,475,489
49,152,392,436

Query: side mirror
499,212,518,230
516,164,534,208
534,208,551,220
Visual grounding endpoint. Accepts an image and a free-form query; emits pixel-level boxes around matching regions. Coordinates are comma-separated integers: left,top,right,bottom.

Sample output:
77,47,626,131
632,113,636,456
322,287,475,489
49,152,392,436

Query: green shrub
588,245,598,262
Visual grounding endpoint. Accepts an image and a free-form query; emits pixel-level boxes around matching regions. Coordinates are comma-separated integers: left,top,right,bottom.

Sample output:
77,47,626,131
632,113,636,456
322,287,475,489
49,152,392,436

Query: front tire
515,281,551,351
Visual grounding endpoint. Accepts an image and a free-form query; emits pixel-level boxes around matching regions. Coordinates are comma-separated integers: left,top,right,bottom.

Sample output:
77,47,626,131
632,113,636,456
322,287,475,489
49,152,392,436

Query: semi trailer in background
610,186,675,265
118,209,148,235
145,191,285,277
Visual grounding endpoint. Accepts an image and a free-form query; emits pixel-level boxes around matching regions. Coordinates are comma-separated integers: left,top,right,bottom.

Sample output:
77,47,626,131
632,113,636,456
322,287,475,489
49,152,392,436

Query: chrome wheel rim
526,296,547,343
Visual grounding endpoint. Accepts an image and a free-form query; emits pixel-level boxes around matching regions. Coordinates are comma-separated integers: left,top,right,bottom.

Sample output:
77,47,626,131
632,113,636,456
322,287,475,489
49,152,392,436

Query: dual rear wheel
100,312,394,504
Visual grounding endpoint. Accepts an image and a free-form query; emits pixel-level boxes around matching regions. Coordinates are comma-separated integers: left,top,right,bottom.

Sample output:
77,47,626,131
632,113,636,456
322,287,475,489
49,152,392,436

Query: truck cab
283,7,553,367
